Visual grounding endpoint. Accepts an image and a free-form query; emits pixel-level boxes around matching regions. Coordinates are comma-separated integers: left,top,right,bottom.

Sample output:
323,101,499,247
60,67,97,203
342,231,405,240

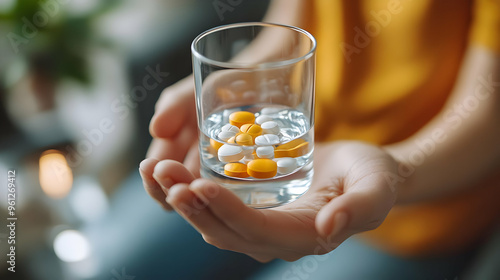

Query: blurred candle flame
39,150,73,199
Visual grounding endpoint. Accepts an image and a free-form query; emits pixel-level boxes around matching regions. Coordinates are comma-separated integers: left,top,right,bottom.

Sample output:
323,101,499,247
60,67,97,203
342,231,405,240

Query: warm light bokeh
39,149,73,199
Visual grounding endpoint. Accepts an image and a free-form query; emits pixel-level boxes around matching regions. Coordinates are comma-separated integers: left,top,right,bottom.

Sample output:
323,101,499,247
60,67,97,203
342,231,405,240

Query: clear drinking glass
191,22,316,208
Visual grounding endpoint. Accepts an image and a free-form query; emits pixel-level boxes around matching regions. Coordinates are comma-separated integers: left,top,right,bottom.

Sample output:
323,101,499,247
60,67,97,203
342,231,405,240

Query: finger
183,142,201,178
187,179,316,259
189,179,323,256
152,160,196,194
311,230,353,255
247,254,274,263
167,183,256,253
146,124,197,160
248,251,304,263
170,182,302,258
315,173,394,238
150,78,195,138
188,179,267,240
139,158,172,211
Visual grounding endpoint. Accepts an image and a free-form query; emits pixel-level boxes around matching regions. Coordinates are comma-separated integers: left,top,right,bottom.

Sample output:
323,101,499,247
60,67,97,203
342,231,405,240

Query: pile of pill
210,109,309,179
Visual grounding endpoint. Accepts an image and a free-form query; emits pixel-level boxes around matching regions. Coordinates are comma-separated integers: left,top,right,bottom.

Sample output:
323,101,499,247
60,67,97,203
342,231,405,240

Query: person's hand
141,141,399,262
139,76,199,210
140,70,294,210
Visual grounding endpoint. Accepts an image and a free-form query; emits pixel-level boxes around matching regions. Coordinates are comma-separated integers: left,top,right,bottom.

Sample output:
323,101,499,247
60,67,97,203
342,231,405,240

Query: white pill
276,157,297,174
241,155,254,164
218,144,244,163
261,107,281,115
261,121,280,135
256,146,274,159
255,134,280,146
218,131,236,141
221,124,240,134
242,147,254,156
255,115,273,125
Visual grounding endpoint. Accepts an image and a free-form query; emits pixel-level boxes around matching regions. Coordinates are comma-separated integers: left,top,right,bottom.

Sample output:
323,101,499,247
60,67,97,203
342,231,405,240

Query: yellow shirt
306,0,500,256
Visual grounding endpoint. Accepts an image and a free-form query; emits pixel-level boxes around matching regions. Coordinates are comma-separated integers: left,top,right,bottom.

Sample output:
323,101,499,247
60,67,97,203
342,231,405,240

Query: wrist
382,144,417,205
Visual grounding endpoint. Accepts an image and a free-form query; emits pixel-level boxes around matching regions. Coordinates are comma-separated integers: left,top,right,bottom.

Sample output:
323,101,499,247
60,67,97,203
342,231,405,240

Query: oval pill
224,163,249,178
221,124,240,134
210,138,223,151
218,131,236,141
255,115,273,125
218,144,244,163
256,146,274,159
227,136,236,144
229,111,255,128
274,139,309,158
223,109,238,122
240,124,262,139
255,134,280,146
247,159,277,179
261,107,281,115
241,155,254,164
242,147,254,156
276,157,297,174
261,121,280,135
236,133,254,146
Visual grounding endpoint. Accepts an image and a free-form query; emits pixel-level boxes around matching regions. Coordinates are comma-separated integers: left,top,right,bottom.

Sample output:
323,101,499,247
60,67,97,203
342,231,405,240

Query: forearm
385,45,500,204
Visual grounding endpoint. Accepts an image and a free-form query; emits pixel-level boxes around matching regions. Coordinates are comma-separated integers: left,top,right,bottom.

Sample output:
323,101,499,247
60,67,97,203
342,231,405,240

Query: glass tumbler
191,22,316,208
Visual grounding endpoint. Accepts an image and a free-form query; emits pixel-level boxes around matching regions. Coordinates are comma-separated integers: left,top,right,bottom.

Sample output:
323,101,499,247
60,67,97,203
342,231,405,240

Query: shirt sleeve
470,0,500,52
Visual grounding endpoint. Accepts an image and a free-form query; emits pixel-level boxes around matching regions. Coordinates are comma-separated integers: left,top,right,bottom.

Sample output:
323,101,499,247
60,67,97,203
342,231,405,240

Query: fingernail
330,212,348,237
138,166,145,179
152,167,174,189
139,159,150,171
139,167,153,188
165,183,184,205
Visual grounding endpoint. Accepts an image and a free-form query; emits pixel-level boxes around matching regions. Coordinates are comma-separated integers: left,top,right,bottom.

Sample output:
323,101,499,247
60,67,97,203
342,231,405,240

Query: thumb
315,174,395,238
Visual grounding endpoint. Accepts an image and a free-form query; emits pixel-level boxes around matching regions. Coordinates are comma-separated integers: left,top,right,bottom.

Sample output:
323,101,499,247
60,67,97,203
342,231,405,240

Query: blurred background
2,1,500,280
0,0,270,279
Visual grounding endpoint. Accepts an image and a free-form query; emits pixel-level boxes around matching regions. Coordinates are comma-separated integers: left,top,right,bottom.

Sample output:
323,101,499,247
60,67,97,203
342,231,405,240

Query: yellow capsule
235,133,253,146
210,138,223,151
229,111,255,128
227,136,236,144
274,139,309,158
224,162,249,178
247,159,277,179
240,124,262,139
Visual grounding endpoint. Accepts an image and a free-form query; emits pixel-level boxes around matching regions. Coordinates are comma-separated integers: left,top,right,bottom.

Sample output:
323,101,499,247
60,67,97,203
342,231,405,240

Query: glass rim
191,22,317,69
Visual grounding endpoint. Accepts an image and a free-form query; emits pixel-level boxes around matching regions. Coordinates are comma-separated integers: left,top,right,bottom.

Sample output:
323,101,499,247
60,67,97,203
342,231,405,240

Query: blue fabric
250,237,473,280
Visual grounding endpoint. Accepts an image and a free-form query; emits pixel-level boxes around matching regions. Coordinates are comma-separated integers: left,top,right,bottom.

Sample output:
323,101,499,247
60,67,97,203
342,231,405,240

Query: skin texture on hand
142,70,399,262
140,141,399,262
147,76,200,175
